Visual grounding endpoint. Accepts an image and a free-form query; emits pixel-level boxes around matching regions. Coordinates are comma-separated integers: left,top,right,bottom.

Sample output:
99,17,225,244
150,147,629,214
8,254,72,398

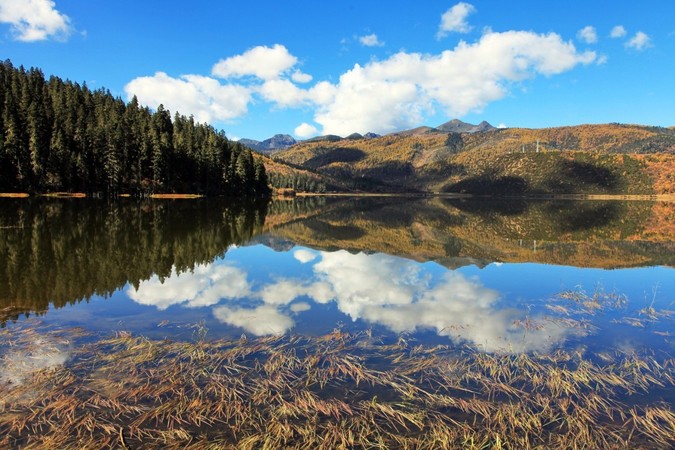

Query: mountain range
239,119,492,152
238,134,298,153
255,121,675,196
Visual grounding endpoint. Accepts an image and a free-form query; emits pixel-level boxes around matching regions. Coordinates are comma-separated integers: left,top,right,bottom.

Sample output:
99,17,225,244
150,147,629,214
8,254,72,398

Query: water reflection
127,262,251,310
266,197,675,268
0,332,72,385
1,197,672,354
0,198,267,324
126,247,576,352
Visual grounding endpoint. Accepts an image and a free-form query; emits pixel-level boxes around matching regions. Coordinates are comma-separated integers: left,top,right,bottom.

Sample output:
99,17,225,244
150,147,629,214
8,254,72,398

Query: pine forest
0,60,268,196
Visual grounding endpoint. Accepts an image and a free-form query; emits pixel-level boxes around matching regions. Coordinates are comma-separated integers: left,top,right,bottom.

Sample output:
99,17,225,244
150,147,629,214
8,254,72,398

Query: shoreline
294,192,675,202
2,192,673,202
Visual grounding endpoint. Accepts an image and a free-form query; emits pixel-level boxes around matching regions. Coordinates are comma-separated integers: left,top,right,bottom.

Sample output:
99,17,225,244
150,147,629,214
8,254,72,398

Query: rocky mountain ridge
240,120,495,152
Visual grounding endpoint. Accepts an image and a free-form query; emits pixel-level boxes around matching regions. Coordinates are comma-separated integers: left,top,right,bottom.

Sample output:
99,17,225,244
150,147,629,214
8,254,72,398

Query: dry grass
40,192,87,198
149,194,204,199
1,321,673,449
0,193,30,198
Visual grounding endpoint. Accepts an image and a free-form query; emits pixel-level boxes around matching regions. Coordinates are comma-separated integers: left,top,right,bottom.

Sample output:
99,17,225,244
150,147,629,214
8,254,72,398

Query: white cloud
126,30,595,136
212,44,298,80
610,25,626,39
291,70,313,83
359,33,384,47
257,79,337,109
290,302,311,313
626,31,652,51
294,249,318,263
127,263,251,310
312,31,596,136
259,279,309,306
294,122,319,139
577,26,597,44
296,250,573,353
258,78,309,107
0,0,72,42
124,72,251,123
213,304,294,336
259,278,334,306
497,123,507,129
437,2,476,38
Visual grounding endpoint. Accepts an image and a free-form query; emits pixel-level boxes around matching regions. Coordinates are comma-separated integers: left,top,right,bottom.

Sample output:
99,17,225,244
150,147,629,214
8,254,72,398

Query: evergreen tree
0,61,268,197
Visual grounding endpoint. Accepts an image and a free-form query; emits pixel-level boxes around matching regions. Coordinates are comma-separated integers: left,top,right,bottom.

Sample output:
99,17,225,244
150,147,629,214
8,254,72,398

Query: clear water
1,196,672,356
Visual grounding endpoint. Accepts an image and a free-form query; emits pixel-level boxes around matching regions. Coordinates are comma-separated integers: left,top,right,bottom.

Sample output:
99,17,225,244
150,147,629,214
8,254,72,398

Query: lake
1,197,673,448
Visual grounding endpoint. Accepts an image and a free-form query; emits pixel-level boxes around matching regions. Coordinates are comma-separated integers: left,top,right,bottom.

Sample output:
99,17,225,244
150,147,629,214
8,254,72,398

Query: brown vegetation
1,314,673,449
274,124,675,195
149,194,205,199
40,192,87,198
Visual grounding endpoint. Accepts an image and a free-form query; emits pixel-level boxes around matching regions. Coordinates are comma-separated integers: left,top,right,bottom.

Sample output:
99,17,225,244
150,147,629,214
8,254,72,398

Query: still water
1,196,673,350
1,197,674,447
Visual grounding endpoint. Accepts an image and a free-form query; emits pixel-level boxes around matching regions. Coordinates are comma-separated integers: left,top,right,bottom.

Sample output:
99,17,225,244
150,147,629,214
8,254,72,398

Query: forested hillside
0,61,268,196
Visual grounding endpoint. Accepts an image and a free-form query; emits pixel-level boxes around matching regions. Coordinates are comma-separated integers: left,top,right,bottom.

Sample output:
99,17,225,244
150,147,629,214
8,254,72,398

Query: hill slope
273,124,675,195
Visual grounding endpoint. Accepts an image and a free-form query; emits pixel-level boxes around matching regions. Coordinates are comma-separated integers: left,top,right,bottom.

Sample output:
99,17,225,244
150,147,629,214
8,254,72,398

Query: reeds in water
0,321,673,449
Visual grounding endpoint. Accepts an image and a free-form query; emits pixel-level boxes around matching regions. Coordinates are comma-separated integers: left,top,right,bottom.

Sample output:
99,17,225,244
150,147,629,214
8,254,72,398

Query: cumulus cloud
259,278,334,306
359,33,384,47
291,70,313,83
258,78,310,107
124,72,251,123
312,251,422,317
213,304,294,336
212,44,298,80
294,123,319,138
294,248,318,263
0,0,72,42
312,30,596,135
127,263,251,310
610,25,626,38
274,250,574,353
437,2,476,38
126,30,595,137
626,31,652,51
577,26,597,44
290,302,311,313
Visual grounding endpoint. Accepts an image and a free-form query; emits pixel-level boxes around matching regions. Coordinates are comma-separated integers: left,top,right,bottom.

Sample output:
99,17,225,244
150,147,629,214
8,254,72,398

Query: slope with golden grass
274,124,675,194
256,153,352,192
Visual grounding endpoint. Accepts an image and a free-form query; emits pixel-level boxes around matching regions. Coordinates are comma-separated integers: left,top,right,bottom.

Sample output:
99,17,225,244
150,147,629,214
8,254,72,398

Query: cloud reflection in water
127,263,250,310
127,247,573,352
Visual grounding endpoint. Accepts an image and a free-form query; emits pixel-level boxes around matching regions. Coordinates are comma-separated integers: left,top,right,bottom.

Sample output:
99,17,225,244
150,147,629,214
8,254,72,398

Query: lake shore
295,192,675,201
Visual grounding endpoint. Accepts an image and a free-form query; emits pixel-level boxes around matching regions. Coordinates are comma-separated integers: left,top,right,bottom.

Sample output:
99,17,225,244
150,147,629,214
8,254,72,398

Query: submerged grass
0,322,673,449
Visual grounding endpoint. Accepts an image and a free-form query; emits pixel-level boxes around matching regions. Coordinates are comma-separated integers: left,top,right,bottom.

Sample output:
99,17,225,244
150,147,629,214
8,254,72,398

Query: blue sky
1,1,673,140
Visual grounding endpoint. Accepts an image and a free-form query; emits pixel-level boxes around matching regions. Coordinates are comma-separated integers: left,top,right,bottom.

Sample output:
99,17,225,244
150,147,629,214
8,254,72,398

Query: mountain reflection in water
0,196,672,355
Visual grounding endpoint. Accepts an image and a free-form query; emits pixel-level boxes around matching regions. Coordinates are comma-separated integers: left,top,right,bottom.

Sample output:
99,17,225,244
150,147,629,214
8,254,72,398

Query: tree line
267,172,327,193
0,60,268,196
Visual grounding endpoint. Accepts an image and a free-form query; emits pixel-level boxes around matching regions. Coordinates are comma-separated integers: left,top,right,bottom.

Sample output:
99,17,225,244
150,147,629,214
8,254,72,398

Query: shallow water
1,197,673,352
1,197,673,448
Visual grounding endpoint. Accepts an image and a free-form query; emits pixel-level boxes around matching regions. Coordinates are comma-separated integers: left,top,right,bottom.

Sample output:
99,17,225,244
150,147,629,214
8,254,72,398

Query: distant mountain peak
239,134,297,154
436,119,495,133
